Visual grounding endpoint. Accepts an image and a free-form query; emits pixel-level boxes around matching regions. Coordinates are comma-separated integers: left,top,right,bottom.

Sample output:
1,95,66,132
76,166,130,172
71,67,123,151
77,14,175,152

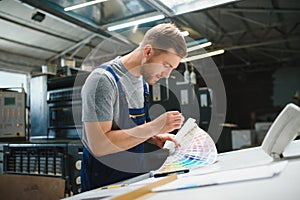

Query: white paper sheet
152,161,288,192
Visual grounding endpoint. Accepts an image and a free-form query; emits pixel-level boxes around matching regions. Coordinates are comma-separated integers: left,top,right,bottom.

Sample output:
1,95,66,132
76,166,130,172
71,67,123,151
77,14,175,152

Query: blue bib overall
80,65,150,192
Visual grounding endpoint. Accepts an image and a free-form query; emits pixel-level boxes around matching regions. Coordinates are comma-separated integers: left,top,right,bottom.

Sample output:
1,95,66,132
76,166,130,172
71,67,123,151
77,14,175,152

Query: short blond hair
139,23,187,58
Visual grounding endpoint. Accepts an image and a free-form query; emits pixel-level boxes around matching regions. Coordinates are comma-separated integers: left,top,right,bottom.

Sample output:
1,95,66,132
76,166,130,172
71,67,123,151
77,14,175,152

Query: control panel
0,91,26,138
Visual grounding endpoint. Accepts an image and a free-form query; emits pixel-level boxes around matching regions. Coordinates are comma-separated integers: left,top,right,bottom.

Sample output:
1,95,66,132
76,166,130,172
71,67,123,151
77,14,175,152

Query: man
80,23,187,192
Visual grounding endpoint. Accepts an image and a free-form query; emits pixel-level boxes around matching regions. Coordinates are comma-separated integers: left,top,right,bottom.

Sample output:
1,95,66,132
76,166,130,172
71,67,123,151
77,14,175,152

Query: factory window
0,71,28,93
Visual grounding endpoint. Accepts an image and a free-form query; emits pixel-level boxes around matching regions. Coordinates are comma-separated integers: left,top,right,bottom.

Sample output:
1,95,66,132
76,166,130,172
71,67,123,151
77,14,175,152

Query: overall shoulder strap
97,65,126,100
97,65,119,82
98,65,150,121
143,80,151,122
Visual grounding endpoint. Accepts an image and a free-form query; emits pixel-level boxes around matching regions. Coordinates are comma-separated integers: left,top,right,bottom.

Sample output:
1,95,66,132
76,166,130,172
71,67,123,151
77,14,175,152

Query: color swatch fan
156,118,218,174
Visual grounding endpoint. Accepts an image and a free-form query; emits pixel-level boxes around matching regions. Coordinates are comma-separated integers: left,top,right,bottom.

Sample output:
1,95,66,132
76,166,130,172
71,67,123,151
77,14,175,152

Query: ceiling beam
229,5,259,43
271,0,291,50
256,47,300,54
0,14,78,43
227,51,250,65
219,8,300,14
144,0,174,17
204,11,235,42
219,57,294,72
0,37,58,53
222,25,280,36
47,34,98,62
189,13,218,35
222,11,281,27
0,60,35,74
225,36,300,51
251,48,281,61
0,50,45,73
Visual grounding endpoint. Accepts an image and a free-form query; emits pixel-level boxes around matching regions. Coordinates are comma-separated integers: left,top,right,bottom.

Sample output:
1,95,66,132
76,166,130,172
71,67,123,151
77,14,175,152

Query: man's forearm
85,121,158,157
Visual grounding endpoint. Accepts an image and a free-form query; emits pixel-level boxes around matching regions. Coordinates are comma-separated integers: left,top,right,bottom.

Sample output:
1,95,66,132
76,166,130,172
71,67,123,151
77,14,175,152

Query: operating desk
64,140,300,200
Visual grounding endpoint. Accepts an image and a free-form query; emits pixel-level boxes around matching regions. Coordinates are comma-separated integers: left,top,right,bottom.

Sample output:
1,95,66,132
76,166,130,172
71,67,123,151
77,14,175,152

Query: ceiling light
152,0,241,15
187,42,212,52
64,0,107,11
180,31,189,37
31,12,46,22
31,11,46,22
181,49,225,62
107,14,165,31
186,38,209,46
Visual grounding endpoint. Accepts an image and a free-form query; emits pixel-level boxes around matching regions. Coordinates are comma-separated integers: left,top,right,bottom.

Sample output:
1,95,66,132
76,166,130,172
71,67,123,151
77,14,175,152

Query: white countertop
64,140,300,200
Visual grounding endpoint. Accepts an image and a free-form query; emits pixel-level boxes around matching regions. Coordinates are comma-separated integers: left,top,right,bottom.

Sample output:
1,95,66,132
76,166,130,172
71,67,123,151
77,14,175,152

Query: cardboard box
0,174,65,200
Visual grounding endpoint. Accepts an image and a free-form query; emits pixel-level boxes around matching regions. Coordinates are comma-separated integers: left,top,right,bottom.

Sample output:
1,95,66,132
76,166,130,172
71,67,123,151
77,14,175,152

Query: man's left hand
147,133,180,148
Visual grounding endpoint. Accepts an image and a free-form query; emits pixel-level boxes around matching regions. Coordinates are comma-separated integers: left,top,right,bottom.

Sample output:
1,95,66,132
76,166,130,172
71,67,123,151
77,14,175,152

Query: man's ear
143,44,152,58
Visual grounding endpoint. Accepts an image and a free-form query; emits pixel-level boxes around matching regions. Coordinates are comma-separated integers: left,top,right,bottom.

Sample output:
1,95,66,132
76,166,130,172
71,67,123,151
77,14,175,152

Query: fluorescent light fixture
64,0,107,11
187,42,212,52
155,0,241,15
107,14,165,31
186,38,209,46
180,31,189,37
181,49,225,62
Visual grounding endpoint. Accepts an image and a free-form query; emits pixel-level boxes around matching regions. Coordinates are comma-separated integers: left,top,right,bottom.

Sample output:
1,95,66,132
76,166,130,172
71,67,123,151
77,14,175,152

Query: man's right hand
150,111,184,134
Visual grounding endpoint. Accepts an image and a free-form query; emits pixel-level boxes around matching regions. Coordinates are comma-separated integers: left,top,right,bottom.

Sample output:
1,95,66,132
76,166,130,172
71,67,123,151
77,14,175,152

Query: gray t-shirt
81,57,145,124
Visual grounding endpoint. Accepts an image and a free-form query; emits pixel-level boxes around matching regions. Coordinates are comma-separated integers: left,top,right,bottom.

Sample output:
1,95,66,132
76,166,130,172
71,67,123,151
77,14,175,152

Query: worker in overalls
80,23,187,192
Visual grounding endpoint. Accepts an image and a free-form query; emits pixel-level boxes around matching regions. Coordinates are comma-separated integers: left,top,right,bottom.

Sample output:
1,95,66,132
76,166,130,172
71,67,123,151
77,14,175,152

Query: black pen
98,183,129,190
153,169,190,178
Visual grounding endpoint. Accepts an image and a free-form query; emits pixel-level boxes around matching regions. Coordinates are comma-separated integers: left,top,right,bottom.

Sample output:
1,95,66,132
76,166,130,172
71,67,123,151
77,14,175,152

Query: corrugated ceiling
0,0,299,73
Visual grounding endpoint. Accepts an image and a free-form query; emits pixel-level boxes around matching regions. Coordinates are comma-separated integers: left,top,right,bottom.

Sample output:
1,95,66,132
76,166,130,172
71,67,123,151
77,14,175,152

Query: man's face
141,49,182,85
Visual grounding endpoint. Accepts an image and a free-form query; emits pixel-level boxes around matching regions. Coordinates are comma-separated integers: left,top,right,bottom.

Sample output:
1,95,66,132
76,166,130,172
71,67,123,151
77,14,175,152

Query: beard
141,64,155,85
141,58,161,85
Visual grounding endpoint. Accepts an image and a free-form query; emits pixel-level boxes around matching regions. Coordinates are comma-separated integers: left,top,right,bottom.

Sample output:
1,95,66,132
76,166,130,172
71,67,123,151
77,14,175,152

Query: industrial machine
30,72,89,139
0,89,26,140
3,141,83,195
9,72,91,195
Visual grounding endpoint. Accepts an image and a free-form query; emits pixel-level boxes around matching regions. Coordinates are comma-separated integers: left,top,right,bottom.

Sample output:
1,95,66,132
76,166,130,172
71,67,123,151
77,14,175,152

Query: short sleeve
81,69,117,122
